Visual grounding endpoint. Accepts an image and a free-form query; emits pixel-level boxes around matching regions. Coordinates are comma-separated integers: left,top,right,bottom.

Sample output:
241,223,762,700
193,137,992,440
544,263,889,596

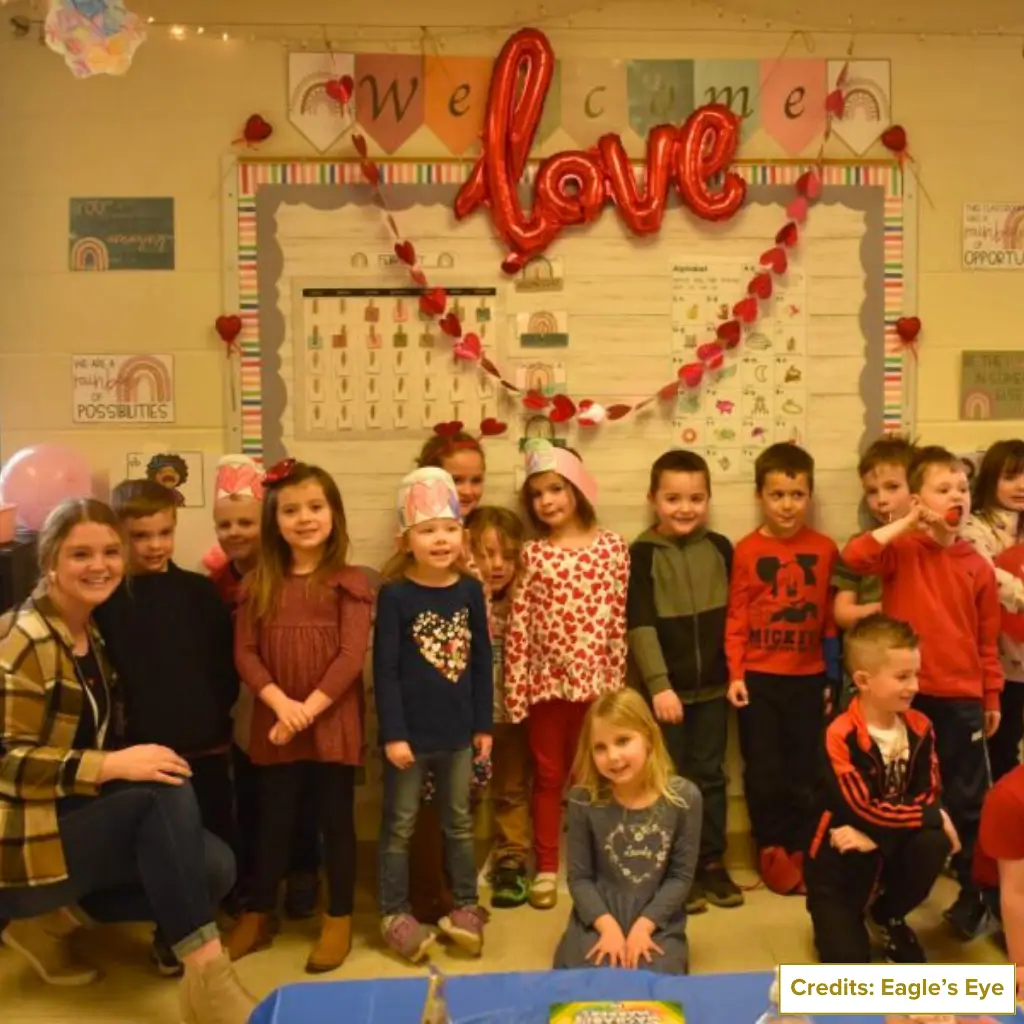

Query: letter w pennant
354,54,426,153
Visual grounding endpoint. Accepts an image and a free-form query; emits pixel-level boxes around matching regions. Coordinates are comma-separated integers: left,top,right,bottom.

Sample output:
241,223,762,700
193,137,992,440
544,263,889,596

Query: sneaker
699,861,744,908
528,872,559,910
381,913,437,964
944,889,992,941
491,859,528,909
685,878,708,914
284,871,320,921
438,904,488,956
869,912,926,963
150,933,184,978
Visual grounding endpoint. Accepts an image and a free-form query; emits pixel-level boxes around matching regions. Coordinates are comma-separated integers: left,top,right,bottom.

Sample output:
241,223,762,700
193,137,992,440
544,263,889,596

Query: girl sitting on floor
554,689,701,975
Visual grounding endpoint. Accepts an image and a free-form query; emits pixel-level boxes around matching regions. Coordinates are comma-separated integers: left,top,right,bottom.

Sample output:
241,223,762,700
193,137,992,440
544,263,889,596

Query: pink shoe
381,914,436,964
438,905,488,956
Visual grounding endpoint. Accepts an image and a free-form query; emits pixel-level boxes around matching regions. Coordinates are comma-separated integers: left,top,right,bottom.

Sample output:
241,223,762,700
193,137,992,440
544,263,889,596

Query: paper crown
214,454,264,502
523,438,598,505
397,466,462,534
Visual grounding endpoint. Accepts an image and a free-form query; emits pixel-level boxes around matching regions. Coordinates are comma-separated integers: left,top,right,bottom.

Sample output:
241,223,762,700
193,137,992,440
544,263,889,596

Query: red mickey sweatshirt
841,531,1004,709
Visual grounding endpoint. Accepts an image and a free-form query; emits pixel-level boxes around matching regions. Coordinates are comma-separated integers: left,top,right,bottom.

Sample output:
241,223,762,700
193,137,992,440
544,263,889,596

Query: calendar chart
293,286,501,440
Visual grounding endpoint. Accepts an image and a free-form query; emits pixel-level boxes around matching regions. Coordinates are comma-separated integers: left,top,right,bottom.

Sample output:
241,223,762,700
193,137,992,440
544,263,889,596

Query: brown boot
179,950,257,1024
2,909,98,986
224,912,272,962
305,914,351,974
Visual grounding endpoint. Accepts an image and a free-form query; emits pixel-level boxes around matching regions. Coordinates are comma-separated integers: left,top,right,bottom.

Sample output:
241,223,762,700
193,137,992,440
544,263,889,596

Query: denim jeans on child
379,747,476,916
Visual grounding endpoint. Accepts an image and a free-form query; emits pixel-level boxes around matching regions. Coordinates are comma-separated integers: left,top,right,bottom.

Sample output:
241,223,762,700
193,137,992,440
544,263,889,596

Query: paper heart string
748,273,773,300
325,75,354,106
453,333,482,361
759,247,788,274
439,313,462,338
549,394,577,423
716,320,742,348
776,222,799,248
786,195,809,224
679,362,704,388
522,390,550,410
733,296,758,323
577,401,607,427
479,417,508,436
696,342,723,363
394,241,416,266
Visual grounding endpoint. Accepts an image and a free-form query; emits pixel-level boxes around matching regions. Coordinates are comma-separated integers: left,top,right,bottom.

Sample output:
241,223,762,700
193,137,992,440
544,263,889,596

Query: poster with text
72,354,175,425
962,203,1024,271
68,197,175,271
125,451,204,508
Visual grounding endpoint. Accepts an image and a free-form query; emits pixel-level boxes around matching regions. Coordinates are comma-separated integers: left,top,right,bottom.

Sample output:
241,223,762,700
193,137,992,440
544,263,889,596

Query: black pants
988,680,1024,783
189,752,238,857
737,671,827,852
806,826,950,962
232,746,320,893
660,696,728,861
914,695,990,895
252,762,355,917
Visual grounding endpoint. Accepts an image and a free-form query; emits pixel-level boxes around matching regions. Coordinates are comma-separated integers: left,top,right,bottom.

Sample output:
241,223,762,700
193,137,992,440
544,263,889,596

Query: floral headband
523,438,598,505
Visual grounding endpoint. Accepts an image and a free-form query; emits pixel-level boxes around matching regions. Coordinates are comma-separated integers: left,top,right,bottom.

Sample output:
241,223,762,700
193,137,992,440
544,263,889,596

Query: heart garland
346,65,913,431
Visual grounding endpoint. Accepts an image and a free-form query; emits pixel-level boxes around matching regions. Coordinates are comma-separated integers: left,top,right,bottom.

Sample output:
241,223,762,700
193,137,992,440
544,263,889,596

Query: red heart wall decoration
394,241,416,266
733,297,758,324
775,222,799,248
479,417,508,436
716,320,742,349
895,316,921,342
326,75,354,106
759,247,788,274
242,115,273,144
419,288,447,317
881,125,908,154
439,313,462,338
678,363,704,388
748,274,773,300
215,315,243,342
549,394,577,423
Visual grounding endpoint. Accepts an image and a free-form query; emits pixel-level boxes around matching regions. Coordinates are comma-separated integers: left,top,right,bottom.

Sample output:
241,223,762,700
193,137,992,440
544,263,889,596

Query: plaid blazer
0,593,111,888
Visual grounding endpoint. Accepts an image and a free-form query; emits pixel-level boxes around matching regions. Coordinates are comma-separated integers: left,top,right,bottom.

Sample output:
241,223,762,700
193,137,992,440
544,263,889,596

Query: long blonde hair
246,463,350,622
571,689,685,807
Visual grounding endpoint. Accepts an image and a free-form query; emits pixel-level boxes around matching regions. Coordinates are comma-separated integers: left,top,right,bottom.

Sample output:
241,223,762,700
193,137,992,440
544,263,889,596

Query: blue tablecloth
248,968,1023,1023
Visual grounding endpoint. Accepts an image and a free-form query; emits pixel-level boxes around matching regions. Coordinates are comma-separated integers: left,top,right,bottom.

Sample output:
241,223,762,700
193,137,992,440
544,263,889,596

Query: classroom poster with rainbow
71,354,175,424
68,197,174,271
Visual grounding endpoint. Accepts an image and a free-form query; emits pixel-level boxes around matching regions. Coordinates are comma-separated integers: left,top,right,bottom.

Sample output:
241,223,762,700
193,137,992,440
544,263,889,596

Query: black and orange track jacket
808,696,944,864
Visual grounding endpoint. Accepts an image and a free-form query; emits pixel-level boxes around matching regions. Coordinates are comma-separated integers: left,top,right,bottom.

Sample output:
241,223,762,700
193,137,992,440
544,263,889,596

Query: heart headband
214,454,264,501
397,466,461,534
523,438,598,505
432,418,508,449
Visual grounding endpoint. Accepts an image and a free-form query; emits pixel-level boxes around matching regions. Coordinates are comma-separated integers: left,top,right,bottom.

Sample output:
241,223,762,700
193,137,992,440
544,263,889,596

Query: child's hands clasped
269,721,295,746
273,695,314,733
829,825,878,853
587,915,626,967
385,741,416,769
624,917,663,969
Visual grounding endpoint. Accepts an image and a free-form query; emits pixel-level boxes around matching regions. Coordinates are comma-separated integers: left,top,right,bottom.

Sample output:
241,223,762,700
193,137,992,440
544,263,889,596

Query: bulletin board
221,157,914,561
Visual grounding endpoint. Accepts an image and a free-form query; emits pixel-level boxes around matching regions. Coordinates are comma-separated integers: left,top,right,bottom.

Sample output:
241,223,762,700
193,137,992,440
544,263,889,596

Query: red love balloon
675,105,746,222
535,150,605,227
599,125,676,235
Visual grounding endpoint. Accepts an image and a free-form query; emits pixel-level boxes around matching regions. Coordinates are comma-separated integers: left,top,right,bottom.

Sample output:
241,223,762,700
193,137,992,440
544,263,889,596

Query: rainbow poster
71,354,175,424
68,197,174,271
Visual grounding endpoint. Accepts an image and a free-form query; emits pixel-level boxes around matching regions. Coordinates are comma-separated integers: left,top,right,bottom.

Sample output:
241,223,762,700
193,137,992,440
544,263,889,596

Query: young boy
726,443,839,894
95,479,239,972
974,762,1024,1002
842,445,1003,940
805,614,957,963
627,449,741,912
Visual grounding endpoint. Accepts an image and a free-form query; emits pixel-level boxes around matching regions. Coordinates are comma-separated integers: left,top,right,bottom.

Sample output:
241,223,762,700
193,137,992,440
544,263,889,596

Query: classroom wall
1,0,1022,845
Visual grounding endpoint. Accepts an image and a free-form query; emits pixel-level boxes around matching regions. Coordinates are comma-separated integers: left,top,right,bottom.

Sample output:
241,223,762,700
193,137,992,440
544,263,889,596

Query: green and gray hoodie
627,526,732,703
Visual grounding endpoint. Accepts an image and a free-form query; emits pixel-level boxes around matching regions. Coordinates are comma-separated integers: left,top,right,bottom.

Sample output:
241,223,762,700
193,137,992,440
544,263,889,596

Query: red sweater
974,763,1024,889
842,531,1003,709
725,527,838,680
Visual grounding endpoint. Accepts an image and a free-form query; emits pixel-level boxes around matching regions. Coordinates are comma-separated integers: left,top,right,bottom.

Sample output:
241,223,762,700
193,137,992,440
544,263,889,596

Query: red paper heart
881,125,907,154
759,247,788,275
419,288,447,317
352,134,368,158
410,268,428,287
360,161,380,186
706,352,724,371
326,75,354,106
394,241,416,266
479,417,507,437
795,171,822,200
453,333,481,360
439,313,462,338
522,390,549,411
549,394,577,423
733,296,758,324
605,404,631,421
433,420,464,439
215,314,242,343
776,222,799,248
716,320,742,349
678,362,704,388
243,114,272,143
786,195,809,224
895,316,921,342
658,381,680,401
825,88,846,118
748,273,773,300
696,342,723,363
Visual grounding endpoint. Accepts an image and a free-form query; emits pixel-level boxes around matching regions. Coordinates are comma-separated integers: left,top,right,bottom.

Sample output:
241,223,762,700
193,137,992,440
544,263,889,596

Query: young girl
553,689,700,975
962,439,1024,781
226,459,373,974
374,467,493,963
505,439,629,910
466,506,530,908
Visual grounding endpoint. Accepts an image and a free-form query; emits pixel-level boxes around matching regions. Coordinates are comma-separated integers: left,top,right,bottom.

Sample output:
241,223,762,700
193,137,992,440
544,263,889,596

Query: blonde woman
0,498,253,1023
553,689,701,975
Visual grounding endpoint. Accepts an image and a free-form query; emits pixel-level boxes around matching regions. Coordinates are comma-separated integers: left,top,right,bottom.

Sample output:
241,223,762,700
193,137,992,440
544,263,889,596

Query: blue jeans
0,781,234,959
378,747,476,917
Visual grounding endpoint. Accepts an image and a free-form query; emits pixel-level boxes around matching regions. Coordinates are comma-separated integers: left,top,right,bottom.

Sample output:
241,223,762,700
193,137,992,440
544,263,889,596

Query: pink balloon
0,445,93,531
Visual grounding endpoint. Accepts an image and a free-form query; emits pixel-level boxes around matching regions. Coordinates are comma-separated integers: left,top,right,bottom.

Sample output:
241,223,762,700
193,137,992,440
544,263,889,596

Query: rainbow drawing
69,237,110,271
527,311,559,335
961,390,993,420
290,71,346,115
841,77,889,122
1003,208,1024,250
114,355,173,403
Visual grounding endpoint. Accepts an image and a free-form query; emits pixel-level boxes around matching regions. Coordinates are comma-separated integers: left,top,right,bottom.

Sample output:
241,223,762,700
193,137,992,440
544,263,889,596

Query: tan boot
1,909,98,986
179,950,257,1024
305,914,351,974
224,912,272,962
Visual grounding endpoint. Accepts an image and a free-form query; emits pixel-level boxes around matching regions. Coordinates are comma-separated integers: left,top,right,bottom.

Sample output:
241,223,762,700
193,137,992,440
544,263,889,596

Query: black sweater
94,563,238,755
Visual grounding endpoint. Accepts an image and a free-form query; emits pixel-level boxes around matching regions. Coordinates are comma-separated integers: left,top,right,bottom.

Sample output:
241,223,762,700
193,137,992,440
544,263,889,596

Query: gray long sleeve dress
553,776,702,974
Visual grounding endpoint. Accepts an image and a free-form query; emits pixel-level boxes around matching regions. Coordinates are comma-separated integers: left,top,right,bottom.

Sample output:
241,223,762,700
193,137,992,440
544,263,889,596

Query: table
248,968,1023,1023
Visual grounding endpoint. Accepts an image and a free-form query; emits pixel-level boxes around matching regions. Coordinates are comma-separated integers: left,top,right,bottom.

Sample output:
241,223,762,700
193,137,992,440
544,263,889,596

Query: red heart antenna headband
431,418,508,449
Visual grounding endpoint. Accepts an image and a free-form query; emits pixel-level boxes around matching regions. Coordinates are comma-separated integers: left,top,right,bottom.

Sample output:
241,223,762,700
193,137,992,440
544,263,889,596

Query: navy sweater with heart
373,575,493,753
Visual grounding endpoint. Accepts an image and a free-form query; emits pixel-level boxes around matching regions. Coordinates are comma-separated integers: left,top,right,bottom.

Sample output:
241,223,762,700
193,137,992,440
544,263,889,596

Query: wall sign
69,197,175,271
72,354,175,424
960,350,1024,420
962,203,1024,270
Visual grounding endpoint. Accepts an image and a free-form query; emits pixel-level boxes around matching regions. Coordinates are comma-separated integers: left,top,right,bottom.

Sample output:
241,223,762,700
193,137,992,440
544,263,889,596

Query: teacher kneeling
0,498,254,1024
